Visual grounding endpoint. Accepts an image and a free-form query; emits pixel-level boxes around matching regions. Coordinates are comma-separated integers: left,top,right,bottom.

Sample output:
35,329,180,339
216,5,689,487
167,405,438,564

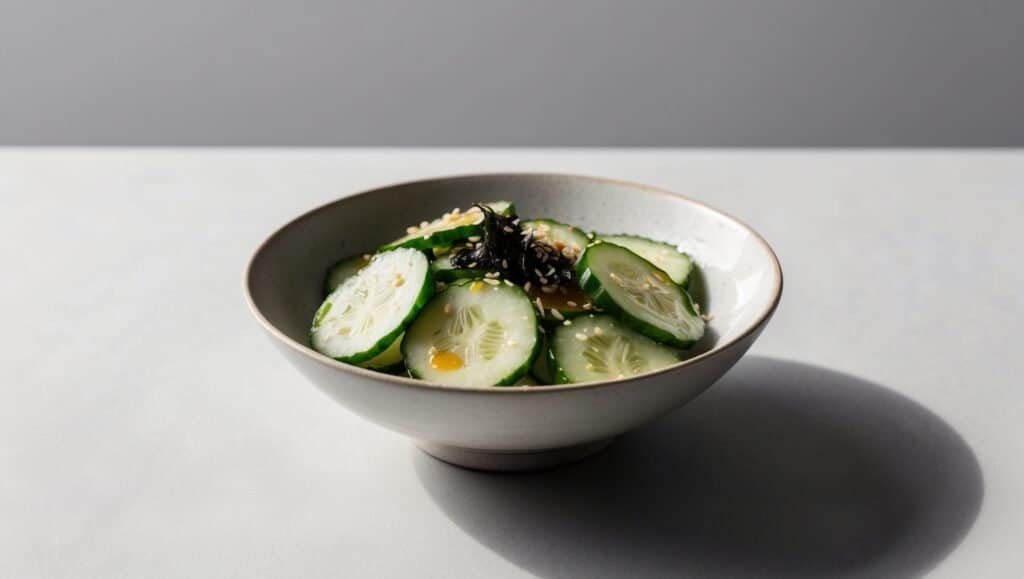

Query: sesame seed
465,242,474,248
420,221,429,229
504,279,514,286
533,268,544,277
501,259,508,269
483,278,500,285
538,325,546,333
423,234,431,240
550,309,565,321
541,285,556,294
566,301,577,307
452,207,461,215
523,281,532,292
467,236,481,242
468,262,478,268
511,218,520,225
563,319,573,326
393,274,405,287
485,271,499,278
702,313,715,322
538,277,548,285
363,254,372,260
503,226,515,233
443,303,453,315
534,297,544,313
593,326,604,336
575,333,588,341
406,226,419,235
582,303,593,310
545,266,555,276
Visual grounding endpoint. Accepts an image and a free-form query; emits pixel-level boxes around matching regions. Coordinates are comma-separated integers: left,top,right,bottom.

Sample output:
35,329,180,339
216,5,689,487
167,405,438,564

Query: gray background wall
1,0,1021,146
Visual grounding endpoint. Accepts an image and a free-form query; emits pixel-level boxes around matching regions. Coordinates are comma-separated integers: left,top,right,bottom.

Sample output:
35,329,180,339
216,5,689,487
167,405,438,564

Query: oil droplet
430,351,464,371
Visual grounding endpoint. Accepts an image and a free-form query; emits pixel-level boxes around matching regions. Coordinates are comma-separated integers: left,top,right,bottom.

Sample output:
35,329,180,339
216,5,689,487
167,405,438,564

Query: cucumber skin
547,346,573,385
401,282,543,387
379,222,483,252
311,253,435,365
597,233,694,287
576,245,703,349
379,202,515,252
522,218,591,248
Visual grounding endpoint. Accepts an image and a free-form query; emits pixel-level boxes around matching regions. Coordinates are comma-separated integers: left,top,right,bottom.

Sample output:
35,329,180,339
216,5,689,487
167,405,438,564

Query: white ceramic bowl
245,174,782,470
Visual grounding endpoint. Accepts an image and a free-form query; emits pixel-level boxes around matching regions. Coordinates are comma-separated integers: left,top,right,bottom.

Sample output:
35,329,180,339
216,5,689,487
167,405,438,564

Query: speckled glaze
244,174,783,471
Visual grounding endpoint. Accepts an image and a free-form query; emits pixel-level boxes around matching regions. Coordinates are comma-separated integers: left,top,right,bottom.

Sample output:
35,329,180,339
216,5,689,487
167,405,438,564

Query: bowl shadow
413,357,983,578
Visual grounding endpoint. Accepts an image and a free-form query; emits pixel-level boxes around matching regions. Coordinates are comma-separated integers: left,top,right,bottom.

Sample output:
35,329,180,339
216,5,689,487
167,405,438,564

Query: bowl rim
244,172,783,394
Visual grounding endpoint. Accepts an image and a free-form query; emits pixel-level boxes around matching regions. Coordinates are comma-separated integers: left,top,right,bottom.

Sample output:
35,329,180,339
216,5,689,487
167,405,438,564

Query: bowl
244,173,782,471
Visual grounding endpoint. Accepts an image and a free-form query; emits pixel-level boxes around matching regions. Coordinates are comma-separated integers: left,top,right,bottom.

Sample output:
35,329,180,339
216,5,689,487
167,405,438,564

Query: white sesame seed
467,236,481,242
452,207,461,215
465,242,474,248
538,277,548,285
504,279,514,286
566,300,578,307
468,262,478,268
533,268,544,277
503,226,515,233
582,303,593,310
538,325,546,333
420,221,429,229
483,278,500,285
541,285,556,294
702,313,715,322
534,297,544,313
550,309,565,321
485,271,499,278
511,218,520,225
575,333,588,341
406,226,419,235
563,319,572,326
523,281,532,292
501,259,508,269
545,266,555,276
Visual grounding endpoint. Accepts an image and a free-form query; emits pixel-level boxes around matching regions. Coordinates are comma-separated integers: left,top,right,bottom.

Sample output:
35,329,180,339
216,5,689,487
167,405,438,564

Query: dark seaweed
449,204,576,287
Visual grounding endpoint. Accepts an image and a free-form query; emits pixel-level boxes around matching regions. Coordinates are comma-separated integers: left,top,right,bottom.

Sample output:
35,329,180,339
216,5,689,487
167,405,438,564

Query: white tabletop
2,149,1021,578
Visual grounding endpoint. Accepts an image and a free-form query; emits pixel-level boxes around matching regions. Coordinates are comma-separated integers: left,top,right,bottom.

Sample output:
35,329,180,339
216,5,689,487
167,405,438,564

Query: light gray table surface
2,149,1021,578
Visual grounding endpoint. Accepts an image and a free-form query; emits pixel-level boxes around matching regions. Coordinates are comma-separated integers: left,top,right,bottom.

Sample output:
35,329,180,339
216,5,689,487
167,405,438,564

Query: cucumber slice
310,248,433,363
403,279,540,387
577,243,705,348
526,282,594,322
360,333,404,371
598,234,694,286
381,201,515,252
531,334,554,384
512,374,541,386
522,219,590,262
323,254,371,296
430,253,491,283
550,315,680,384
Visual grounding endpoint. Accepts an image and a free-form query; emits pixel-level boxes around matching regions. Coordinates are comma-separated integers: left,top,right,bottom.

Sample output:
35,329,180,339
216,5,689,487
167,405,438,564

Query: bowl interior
246,174,780,383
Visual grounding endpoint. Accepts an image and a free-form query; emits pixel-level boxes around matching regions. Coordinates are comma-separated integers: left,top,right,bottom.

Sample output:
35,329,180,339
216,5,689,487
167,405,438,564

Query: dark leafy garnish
450,204,576,287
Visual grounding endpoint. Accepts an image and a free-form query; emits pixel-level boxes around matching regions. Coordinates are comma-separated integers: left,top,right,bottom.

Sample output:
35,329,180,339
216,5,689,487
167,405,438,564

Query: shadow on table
413,357,983,579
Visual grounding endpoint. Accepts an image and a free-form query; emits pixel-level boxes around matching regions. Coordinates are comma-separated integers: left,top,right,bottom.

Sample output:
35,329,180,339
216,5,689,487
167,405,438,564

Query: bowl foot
416,438,615,472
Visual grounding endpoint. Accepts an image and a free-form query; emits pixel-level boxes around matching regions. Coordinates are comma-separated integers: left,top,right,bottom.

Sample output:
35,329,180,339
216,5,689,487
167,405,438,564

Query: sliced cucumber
512,374,541,386
360,333,404,371
403,279,540,387
381,201,515,252
577,242,704,348
323,254,371,296
598,234,694,286
430,253,491,283
310,248,433,363
531,334,554,384
522,219,590,262
550,315,680,384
